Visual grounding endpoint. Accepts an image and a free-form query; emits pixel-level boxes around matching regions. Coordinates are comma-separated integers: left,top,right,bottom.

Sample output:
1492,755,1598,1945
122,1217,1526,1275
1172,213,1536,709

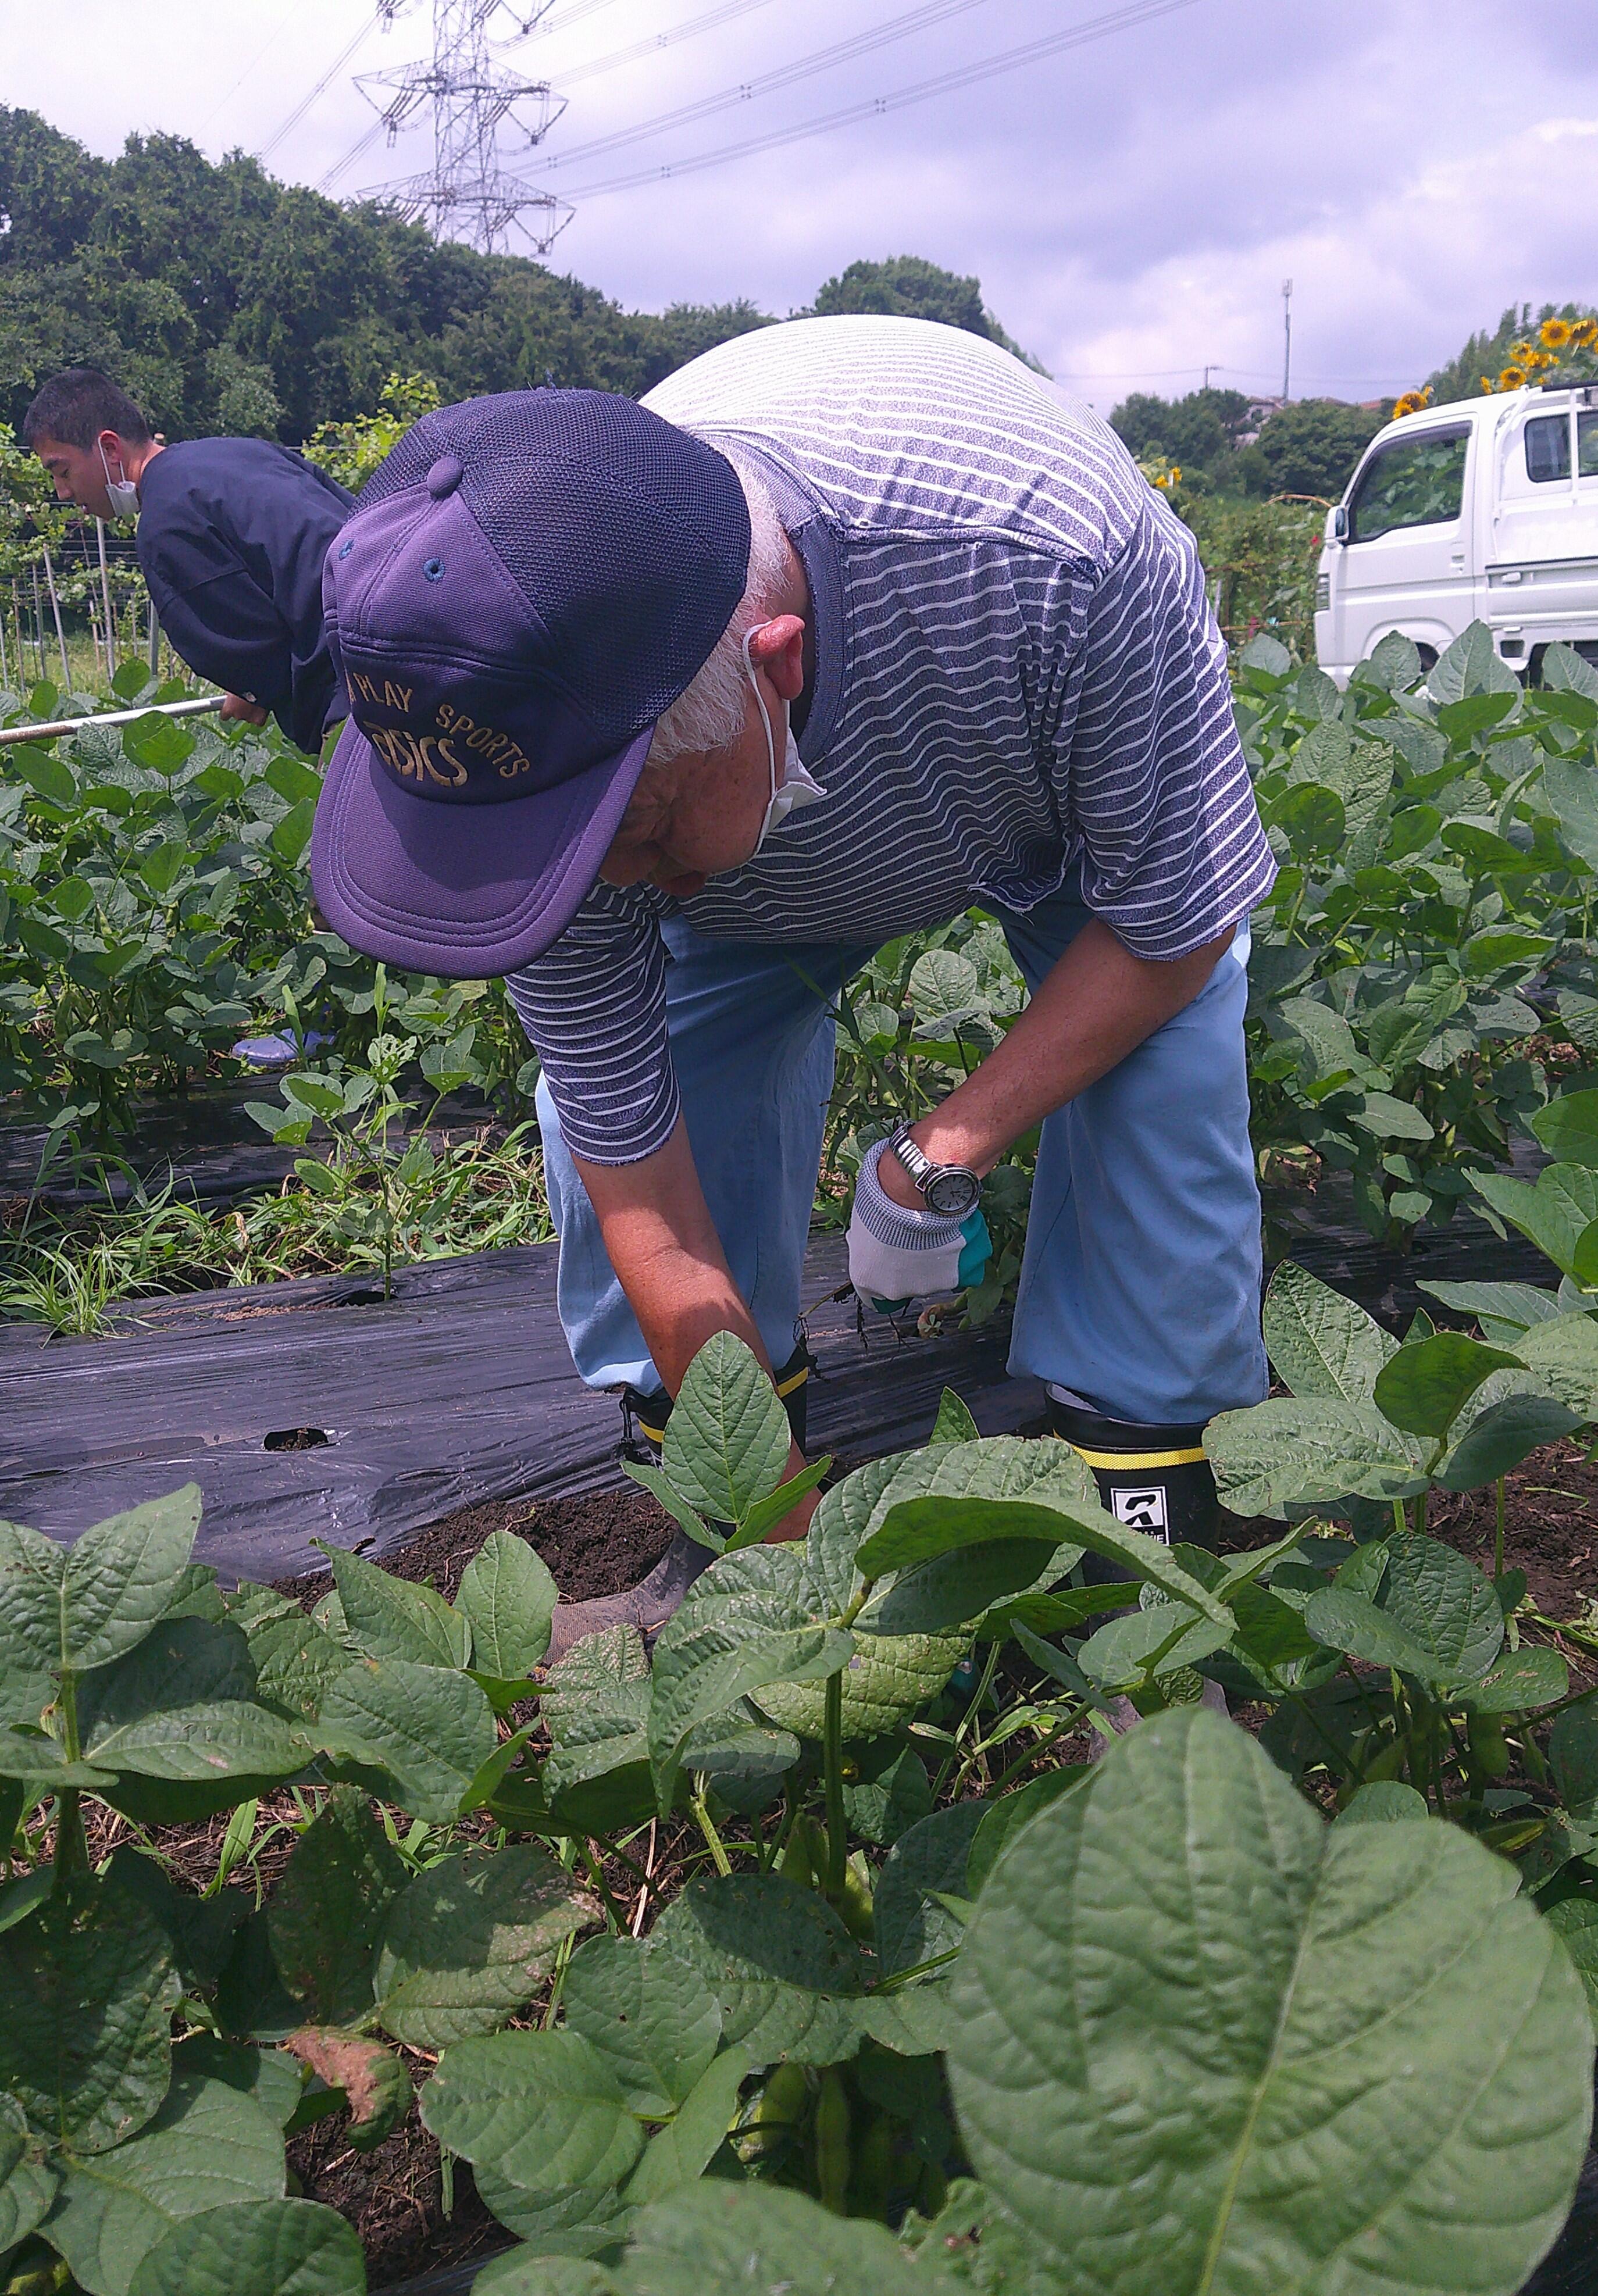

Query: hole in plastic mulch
262,1427,331,1453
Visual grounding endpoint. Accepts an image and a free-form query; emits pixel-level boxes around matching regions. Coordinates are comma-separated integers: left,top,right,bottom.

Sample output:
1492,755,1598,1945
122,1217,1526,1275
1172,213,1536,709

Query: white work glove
847,1137,968,1305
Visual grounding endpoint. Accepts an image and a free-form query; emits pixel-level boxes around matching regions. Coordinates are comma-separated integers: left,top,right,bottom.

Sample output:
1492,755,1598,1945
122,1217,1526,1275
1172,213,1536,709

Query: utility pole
1281,278,1293,403
1202,365,1214,391
359,2,570,254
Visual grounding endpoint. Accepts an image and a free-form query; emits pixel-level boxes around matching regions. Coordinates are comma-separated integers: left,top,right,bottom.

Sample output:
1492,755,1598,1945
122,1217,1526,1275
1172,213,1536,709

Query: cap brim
309,720,653,977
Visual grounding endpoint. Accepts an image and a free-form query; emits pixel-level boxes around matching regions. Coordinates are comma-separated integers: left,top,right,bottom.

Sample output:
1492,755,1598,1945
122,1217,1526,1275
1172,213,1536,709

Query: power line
256,8,385,162
556,0,1208,201
536,0,998,176
557,0,783,90
320,0,782,193
197,0,309,134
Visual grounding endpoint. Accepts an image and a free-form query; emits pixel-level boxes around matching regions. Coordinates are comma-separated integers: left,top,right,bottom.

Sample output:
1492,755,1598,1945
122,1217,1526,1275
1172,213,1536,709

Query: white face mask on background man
742,626,826,854
98,444,140,520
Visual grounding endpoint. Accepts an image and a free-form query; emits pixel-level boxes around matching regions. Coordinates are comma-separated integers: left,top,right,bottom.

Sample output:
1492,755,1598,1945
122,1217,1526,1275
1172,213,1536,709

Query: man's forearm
570,1117,773,1395
884,916,1233,1194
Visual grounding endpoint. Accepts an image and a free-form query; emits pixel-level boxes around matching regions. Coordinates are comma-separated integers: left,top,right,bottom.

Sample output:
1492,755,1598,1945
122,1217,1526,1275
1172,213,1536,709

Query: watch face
925,1166,980,1218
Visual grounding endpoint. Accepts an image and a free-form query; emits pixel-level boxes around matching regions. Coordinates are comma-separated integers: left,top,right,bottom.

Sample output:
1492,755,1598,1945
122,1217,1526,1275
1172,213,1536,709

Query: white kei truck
1314,381,1598,685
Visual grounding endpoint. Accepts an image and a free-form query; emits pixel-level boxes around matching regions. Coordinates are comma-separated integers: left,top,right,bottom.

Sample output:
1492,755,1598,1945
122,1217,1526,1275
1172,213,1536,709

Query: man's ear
747,614,805,704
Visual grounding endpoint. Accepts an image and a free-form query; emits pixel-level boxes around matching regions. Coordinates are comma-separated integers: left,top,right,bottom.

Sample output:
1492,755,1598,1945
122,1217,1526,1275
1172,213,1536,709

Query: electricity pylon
359,2,570,254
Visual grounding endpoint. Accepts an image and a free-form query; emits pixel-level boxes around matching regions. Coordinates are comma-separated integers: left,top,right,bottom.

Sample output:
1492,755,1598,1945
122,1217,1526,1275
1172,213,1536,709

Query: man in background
22,366,351,754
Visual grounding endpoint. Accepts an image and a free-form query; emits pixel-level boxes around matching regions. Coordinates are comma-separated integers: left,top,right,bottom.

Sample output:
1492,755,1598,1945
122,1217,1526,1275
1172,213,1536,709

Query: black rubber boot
620,1342,812,1459
547,1347,814,1663
1046,1397,1218,1574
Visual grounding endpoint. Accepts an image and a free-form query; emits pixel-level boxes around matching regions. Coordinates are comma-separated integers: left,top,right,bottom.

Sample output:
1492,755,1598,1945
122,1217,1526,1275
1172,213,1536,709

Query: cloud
8,0,1598,413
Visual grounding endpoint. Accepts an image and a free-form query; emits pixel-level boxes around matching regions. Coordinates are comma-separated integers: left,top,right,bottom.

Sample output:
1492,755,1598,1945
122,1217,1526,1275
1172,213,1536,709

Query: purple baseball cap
310,390,751,977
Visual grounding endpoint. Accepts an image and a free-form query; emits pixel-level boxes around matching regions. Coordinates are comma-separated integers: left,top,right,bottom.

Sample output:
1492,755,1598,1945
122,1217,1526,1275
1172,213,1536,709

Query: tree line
0,106,1030,444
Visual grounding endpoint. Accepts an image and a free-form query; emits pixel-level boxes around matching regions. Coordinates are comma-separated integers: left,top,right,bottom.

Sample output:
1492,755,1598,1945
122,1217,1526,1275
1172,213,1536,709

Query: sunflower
1511,340,1535,362
1571,318,1598,348
1541,316,1573,349
1499,365,1526,390
1524,348,1554,372
1480,373,1496,393
1392,388,1431,419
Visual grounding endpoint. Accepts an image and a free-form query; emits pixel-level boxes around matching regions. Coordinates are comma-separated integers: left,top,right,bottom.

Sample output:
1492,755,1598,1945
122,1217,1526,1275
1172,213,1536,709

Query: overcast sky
10,0,1597,410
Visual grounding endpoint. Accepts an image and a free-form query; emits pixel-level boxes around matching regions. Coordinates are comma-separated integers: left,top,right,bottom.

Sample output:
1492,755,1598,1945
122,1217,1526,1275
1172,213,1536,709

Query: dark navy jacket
135,439,353,754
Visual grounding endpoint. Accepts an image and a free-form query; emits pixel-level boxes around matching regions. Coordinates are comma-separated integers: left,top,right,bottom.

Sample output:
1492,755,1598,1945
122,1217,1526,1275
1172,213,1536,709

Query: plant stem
1494,1476,1507,1580
823,1672,847,1907
579,1841,627,1930
690,1780,733,1879
986,1702,1094,1795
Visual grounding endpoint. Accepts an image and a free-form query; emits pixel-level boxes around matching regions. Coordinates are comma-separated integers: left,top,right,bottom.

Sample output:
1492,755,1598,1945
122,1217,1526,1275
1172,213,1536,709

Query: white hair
647,454,794,764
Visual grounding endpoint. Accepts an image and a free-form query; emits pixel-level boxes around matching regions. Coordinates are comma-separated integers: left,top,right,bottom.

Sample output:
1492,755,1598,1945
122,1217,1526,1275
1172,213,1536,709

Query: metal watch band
886,1124,982,1219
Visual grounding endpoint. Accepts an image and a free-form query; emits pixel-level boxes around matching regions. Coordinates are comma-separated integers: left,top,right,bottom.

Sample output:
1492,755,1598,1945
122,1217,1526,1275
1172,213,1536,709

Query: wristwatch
886,1124,982,1219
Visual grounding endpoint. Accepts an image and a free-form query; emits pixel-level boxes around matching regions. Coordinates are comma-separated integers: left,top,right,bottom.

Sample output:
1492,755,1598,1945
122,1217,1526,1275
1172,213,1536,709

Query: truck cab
1314,383,1598,683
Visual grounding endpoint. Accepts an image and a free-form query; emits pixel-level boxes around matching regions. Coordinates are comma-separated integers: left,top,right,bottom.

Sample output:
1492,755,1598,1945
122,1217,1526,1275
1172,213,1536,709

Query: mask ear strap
741,627,777,804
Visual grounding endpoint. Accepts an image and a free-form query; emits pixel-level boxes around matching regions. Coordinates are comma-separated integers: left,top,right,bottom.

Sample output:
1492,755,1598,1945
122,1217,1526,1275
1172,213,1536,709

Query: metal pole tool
0,696,225,749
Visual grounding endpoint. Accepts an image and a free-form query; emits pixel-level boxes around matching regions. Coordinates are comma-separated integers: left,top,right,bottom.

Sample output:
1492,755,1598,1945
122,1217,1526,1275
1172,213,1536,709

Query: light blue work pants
534,873,1268,1426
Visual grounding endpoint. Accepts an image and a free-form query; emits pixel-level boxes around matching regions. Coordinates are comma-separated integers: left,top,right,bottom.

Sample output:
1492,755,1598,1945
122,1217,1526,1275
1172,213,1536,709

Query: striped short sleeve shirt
506,316,1274,1166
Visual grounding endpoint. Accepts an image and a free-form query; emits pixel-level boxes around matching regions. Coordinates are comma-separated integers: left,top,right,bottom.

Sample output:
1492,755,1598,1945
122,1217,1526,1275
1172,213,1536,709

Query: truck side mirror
1331,504,1350,541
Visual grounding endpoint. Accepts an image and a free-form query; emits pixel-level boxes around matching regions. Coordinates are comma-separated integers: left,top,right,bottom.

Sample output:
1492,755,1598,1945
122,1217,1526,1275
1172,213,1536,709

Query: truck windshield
1349,427,1469,541
1523,410,1598,481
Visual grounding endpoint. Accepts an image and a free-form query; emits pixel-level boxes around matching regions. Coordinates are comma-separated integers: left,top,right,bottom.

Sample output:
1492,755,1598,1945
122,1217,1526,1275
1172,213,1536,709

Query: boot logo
1111,1484,1170,1542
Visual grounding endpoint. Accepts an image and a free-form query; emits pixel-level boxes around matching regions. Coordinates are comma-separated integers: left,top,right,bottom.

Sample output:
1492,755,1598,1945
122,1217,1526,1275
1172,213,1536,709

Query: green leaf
1204,1395,1427,1518
319,1658,497,1822
858,1535,1061,1636
78,1616,320,1784
647,1549,852,1813
618,1460,718,1554
266,1784,407,2025
1261,1260,1397,1402
966,1770,1085,1900
0,1886,179,2154
314,1541,468,1669
456,1531,557,1681
1307,1533,1503,1687
421,2027,645,2191
0,1486,201,1676
263,754,323,806
12,742,76,805
243,1608,348,1723
269,797,316,866
123,713,195,776
621,2046,749,2206
1542,751,1598,872
1514,1311,1598,1419
1436,1392,1582,1490
949,1705,1594,2296
1545,1899,1598,2031
908,946,981,1022
47,2069,285,2296
651,1873,863,2066
562,1934,722,2115
1531,1093,1598,1172
625,2168,940,2291
1076,1605,1231,1691
1372,1331,1526,1437
660,1333,793,1530
1333,1781,1430,1825
874,1802,988,1976
1460,1647,1569,1714
126,2197,363,2296
728,1455,833,1551
1350,1092,1436,1144
1474,1165,1598,1279
374,1844,601,2048
0,2090,56,2256
843,1741,934,1848
1418,1279,1564,1341
541,1625,652,1799
929,1388,982,1444
1551,1697,1598,1819
751,1626,965,1742
470,2164,632,2258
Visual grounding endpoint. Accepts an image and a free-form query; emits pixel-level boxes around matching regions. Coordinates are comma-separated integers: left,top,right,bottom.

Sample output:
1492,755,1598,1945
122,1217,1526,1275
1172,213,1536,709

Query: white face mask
99,444,140,520
742,627,826,854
